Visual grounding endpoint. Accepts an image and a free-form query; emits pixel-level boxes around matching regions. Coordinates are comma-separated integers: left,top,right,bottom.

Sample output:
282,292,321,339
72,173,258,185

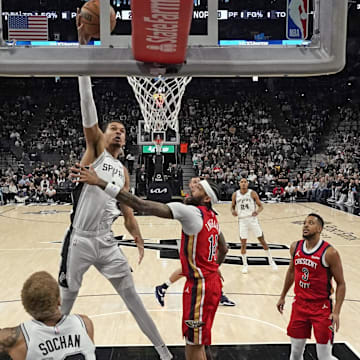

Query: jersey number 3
208,234,218,262
302,267,309,281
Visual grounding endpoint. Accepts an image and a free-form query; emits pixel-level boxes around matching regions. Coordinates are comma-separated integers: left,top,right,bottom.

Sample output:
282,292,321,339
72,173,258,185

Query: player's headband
199,180,218,205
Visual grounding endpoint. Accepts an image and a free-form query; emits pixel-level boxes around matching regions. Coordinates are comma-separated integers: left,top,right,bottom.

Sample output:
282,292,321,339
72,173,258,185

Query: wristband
105,183,121,198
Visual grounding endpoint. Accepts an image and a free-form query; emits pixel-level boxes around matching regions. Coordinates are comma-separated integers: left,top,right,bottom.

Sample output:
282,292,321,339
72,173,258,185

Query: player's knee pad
290,338,306,360
316,342,338,360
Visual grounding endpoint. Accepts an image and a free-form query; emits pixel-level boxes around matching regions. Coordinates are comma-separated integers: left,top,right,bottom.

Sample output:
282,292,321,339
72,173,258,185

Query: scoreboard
1,0,314,45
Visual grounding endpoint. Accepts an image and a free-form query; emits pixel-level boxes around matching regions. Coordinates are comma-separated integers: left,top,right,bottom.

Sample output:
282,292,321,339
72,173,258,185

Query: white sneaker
155,344,173,360
345,201,354,207
271,261,278,271
242,266,248,274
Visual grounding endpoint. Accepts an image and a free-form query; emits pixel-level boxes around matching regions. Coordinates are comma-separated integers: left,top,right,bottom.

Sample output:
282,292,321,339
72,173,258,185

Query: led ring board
0,0,348,77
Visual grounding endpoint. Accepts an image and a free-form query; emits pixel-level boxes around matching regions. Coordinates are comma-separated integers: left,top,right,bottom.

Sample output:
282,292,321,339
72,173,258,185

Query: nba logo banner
286,0,309,40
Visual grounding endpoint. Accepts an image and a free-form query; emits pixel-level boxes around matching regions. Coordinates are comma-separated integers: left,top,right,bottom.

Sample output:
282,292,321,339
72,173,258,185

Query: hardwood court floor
0,202,359,355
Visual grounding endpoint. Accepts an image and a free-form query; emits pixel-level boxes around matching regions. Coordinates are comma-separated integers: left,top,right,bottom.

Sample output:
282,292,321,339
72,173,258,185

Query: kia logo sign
150,188,168,194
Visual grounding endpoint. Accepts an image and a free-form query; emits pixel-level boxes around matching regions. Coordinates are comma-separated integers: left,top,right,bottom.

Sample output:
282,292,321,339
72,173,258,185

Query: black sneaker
155,284,167,307
219,294,236,306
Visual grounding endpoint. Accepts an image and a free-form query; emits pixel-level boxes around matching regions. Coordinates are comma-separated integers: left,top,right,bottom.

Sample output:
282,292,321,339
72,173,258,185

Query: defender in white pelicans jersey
231,178,277,273
0,271,95,360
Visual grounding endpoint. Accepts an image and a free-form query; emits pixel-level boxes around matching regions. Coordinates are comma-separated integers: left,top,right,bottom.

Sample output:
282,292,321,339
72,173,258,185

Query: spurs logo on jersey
293,239,332,301
71,150,125,232
20,315,95,360
236,189,256,218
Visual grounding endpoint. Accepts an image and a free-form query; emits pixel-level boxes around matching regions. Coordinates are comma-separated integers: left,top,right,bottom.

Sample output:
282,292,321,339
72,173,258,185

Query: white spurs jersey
20,315,95,360
236,189,256,218
71,150,125,232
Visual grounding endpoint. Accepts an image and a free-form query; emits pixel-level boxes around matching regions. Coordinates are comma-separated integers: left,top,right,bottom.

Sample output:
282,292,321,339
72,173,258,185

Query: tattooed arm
0,326,22,357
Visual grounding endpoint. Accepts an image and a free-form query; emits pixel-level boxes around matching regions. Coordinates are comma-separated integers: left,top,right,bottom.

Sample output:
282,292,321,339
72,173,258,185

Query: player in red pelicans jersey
70,165,229,360
277,214,346,360
180,202,222,348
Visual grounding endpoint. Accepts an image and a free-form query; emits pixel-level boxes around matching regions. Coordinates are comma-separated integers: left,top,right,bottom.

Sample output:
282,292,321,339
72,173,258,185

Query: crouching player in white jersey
0,271,95,360
231,177,277,274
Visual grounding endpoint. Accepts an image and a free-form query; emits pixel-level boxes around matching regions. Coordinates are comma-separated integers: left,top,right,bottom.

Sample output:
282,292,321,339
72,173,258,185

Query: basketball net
127,76,192,132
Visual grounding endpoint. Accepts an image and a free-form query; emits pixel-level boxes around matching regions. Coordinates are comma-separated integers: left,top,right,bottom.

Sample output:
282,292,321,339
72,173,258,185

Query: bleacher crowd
0,78,359,209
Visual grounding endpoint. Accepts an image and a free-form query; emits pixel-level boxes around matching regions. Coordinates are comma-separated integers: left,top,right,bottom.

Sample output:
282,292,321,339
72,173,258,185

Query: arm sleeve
167,202,203,235
78,76,98,128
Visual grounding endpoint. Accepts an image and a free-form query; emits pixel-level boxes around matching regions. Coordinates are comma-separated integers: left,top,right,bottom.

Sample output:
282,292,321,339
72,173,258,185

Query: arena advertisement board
142,145,175,154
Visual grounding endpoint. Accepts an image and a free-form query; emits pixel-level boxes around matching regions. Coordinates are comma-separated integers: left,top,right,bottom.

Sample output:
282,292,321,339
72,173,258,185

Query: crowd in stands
0,78,359,211
180,79,359,205
0,162,73,205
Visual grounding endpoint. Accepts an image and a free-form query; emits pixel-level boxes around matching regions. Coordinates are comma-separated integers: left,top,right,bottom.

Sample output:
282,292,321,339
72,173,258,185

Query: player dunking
277,214,346,360
57,20,173,360
231,177,277,273
70,165,228,360
0,271,95,360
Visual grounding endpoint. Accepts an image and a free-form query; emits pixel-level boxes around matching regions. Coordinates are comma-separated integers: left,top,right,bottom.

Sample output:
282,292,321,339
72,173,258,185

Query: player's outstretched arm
71,164,173,219
326,247,346,332
76,9,104,164
78,76,105,165
276,241,296,314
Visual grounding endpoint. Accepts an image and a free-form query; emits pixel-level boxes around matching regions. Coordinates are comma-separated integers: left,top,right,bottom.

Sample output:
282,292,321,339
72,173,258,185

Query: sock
164,280,172,288
155,344,173,360
266,249,274,264
242,254,248,267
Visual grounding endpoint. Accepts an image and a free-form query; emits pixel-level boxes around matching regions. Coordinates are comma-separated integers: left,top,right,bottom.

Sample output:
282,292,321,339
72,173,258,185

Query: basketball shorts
287,297,334,344
238,216,263,239
58,227,131,292
182,274,222,345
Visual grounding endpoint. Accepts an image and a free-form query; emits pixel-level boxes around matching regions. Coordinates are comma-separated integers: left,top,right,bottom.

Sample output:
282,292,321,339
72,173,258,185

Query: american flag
8,15,48,41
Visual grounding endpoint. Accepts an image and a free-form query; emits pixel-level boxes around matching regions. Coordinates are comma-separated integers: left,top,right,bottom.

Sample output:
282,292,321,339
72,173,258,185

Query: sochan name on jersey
39,334,81,356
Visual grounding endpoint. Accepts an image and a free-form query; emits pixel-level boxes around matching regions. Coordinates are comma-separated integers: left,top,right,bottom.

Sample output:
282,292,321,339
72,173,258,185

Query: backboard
0,0,348,77
137,121,180,145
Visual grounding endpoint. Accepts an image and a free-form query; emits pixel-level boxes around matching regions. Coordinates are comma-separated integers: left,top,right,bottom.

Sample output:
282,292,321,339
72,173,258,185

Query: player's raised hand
76,8,92,45
134,235,145,265
70,163,100,186
276,297,285,314
329,312,340,332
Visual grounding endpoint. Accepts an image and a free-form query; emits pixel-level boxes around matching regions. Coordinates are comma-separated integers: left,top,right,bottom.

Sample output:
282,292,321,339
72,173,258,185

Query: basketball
80,0,116,38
